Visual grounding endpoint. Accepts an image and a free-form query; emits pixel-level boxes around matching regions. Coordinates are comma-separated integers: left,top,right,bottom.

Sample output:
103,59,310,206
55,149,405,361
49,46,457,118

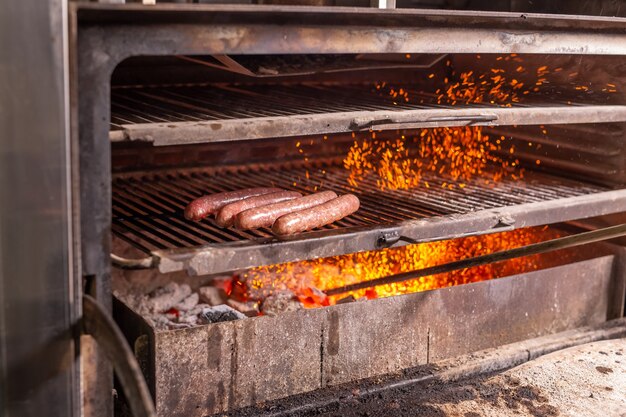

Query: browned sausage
184,187,282,221
215,191,302,228
235,191,338,230
272,194,360,235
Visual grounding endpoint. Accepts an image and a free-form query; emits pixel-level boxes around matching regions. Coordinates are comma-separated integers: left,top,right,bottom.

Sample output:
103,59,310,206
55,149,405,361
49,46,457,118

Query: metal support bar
325,223,626,296
113,105,626,145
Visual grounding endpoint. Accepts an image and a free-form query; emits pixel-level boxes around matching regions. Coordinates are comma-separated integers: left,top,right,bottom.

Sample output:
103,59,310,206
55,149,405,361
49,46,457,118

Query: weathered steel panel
154,323,234,417
229,309,325,409
428,255,615,361
152,308,325,417
117,253,624,416
321,294,429,386
0,1,79,417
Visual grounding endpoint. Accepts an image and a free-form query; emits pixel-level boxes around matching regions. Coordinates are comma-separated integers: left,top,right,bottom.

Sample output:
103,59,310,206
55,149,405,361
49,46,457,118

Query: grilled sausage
184,187,282,221
235,191,338,230
215,191,302,228
272,194,360,236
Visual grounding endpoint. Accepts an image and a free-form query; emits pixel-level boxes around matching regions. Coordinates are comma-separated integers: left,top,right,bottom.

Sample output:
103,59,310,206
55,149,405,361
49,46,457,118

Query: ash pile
114,277,306,330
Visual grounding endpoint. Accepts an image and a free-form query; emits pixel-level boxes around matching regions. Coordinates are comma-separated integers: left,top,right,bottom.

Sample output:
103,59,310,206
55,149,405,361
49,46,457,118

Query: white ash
146,282,192,314
198,286,228,306
112,242,311,328
261,290,303,317
115,281,256,331
175,292,199,311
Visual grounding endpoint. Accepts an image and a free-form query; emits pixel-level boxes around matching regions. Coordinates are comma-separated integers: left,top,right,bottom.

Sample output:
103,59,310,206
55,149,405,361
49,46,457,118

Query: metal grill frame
69,6,626,417
110,160,626,275
75,4,626,279
109,84,626,144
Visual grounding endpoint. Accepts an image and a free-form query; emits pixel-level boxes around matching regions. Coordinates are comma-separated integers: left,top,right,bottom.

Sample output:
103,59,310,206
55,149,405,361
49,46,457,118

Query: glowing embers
241,226,565,309
344,127,521,191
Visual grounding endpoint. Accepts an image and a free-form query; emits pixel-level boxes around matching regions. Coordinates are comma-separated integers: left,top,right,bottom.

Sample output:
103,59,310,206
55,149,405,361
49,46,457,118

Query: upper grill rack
109,84,626,145
111,160,626,276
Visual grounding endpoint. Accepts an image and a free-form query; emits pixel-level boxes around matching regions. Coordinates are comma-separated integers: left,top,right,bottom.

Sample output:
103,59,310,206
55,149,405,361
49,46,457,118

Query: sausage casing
184,187,282,221
215,191,302,227
272,194,360,235
235,191,338,230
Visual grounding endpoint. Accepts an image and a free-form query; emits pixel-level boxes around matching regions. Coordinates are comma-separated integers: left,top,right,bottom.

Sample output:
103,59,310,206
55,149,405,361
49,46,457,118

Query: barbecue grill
4,3,626,417
76,4,626,416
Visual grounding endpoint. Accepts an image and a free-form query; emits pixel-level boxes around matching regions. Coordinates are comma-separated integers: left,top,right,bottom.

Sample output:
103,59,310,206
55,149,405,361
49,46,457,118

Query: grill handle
351,114,498,130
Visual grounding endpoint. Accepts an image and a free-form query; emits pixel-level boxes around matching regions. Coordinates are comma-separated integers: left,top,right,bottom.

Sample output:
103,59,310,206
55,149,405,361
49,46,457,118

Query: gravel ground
312,338,626,417
438,338,626,417
226,337,625,417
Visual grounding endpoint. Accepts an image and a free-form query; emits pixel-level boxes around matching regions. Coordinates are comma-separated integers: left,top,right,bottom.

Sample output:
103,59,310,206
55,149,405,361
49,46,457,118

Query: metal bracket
351,114,499,131
376,230,402,248
495,214,516,228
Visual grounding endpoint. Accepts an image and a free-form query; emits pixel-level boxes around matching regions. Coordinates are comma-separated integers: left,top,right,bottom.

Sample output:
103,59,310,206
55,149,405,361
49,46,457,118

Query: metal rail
325,223,626,296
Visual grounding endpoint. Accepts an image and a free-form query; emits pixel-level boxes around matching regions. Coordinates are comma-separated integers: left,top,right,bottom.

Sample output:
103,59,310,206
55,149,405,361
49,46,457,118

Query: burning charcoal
174,292,199,311
164,308,180,321
261,290,303,317
199,304,246,324
198,286,228,306
146,282,192,314
226,299,260,317
297,286,329,308
209,276,235,294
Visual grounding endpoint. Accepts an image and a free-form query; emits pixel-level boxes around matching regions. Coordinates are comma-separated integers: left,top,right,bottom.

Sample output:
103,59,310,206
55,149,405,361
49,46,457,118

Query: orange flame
242,226,566,308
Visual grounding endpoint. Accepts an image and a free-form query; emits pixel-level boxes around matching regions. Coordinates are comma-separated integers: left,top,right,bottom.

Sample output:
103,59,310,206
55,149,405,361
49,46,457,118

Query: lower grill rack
111,160,626,276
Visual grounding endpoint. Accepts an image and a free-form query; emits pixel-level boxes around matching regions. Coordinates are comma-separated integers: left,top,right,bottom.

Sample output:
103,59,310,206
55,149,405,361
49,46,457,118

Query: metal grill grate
112,160,610,256
109,84,626,145
110,84,571,129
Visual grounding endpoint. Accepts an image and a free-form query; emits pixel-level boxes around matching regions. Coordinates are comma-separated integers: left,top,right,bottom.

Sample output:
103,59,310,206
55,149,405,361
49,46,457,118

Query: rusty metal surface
114,251,626,416
321,295,429,386
76,19,626,62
